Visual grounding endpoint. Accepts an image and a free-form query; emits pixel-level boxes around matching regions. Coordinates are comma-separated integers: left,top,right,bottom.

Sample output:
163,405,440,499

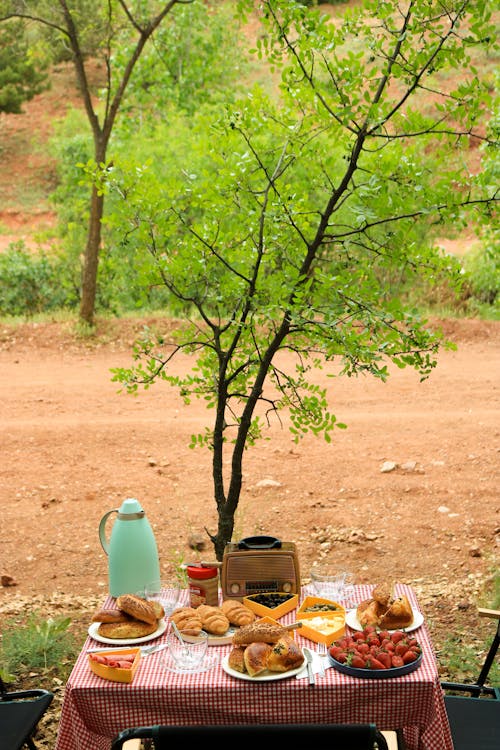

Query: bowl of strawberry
328,625,422,678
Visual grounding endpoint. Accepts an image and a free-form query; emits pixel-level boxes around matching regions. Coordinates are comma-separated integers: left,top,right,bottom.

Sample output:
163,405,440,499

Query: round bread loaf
97,619,157,639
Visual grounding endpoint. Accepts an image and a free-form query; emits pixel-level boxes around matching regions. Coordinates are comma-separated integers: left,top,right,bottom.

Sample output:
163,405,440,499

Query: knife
303,647,315,687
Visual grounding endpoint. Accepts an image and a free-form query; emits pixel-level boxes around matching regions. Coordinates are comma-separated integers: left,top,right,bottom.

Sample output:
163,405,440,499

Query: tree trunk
79,184,105,326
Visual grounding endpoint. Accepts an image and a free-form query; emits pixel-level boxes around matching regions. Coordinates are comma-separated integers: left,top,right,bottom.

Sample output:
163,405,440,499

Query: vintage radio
220,536,300,600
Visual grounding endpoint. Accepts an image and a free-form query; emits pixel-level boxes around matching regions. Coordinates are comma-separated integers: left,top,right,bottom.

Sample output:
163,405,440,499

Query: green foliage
0,21,49,114
0,613,77,673
462,235,499,313
0,242,79,317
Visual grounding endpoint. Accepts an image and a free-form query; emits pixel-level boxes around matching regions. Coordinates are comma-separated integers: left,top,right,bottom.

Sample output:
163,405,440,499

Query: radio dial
230,582,240,594
282,582,292,592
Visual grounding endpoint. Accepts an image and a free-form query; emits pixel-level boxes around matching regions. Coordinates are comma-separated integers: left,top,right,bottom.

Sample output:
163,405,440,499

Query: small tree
109,0,498,560
0,0,194,326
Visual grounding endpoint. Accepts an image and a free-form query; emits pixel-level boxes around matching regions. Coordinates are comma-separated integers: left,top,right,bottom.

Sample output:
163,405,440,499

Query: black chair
0,676,54,750
111,723,390,750
441,607,500,750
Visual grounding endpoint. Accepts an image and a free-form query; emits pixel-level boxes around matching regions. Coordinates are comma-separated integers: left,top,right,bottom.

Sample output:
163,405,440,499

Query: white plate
161,651,219,674
345,607,424,633
221,653,305,681
88,620,167,645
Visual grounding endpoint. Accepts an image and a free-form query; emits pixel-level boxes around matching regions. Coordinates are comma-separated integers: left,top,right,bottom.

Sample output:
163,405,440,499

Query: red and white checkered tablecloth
54,584,453,750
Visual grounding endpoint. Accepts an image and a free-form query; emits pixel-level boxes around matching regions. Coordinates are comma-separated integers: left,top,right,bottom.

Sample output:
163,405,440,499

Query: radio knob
282,582,292,592
230,583,240,594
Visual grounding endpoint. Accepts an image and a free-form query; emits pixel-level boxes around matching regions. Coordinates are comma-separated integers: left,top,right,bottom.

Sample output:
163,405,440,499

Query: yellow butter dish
88,647,141,683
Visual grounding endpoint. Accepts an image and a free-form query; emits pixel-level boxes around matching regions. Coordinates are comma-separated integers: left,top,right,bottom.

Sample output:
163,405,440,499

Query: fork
317,643,328,677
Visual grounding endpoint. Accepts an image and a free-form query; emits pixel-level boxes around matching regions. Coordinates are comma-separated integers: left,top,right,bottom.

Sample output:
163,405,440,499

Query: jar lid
187,565,218,580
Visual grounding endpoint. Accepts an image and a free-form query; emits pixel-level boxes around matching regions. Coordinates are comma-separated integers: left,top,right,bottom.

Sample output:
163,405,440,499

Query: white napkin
296,649,332,679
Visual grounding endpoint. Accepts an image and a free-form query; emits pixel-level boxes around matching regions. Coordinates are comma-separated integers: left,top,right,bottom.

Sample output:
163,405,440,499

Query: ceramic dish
345,608,424,633
221,654,305,681
161,651,219,674
328,651,422,679
88,619,167,645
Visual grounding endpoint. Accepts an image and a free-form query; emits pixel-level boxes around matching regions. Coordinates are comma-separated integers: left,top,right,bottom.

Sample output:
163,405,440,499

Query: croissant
221,599,256,627
197,604,230,635
170,607,203,636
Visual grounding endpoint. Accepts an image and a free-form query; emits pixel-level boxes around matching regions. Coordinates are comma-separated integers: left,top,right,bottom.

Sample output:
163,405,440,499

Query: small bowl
163,629,209,672
88,648,141,683
309,569,354,606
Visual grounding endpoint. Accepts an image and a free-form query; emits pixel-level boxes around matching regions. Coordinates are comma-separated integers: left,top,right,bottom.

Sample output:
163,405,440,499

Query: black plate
328,651,422,679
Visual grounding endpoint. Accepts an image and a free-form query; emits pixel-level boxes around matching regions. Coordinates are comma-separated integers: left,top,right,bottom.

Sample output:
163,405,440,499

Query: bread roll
227,645,247,673
197,604,230,636
116,594,158,625
91,608,132,624
379,594,413,629
267,635,304,673
243,641,273,677
221,599,256,627
97,619,157,639
232,621,285,645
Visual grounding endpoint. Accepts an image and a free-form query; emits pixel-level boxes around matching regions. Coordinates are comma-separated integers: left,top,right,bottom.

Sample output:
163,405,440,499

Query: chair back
111,723,389,750
0,678,54,750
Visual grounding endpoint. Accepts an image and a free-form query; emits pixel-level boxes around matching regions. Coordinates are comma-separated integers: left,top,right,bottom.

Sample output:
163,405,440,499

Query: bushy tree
108,0,499,560
0,21,48,114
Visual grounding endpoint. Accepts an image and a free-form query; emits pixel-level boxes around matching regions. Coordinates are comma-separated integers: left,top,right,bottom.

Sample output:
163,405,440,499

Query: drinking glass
145,579,182,618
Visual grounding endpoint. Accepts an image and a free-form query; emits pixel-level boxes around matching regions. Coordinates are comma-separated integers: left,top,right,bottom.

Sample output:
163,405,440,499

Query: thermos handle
99,509,118,555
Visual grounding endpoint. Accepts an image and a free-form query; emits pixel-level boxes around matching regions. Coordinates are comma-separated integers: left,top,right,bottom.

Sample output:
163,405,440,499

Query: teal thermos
99,498,161,597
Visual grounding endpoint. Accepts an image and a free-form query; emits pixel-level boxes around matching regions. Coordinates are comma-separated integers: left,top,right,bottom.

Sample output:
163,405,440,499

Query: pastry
97,619,157,639
197,604,230,636
232,621,286,645
227,645,247,673
116,594,158,625
379,594,413,629
243,641,273,677
170,607,203,636
221,599,256,627
266,634,304,673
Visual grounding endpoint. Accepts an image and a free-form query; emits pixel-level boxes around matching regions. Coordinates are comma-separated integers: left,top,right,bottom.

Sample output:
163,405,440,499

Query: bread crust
116,594,158,625
197,604,230,635
170,607,203,636
227,645,247,673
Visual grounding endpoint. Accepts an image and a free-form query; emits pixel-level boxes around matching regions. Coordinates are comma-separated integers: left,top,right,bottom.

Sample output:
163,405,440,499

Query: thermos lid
119,498,143,514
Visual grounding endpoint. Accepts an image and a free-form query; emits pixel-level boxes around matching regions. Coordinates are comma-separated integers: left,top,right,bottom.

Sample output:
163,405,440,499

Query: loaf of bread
91,608,132,624
267,635,304,673
116,594,158,625
97,619,158,639
221,599,256,627
197,604,230,636
232,621,286,645
170,607,203,636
